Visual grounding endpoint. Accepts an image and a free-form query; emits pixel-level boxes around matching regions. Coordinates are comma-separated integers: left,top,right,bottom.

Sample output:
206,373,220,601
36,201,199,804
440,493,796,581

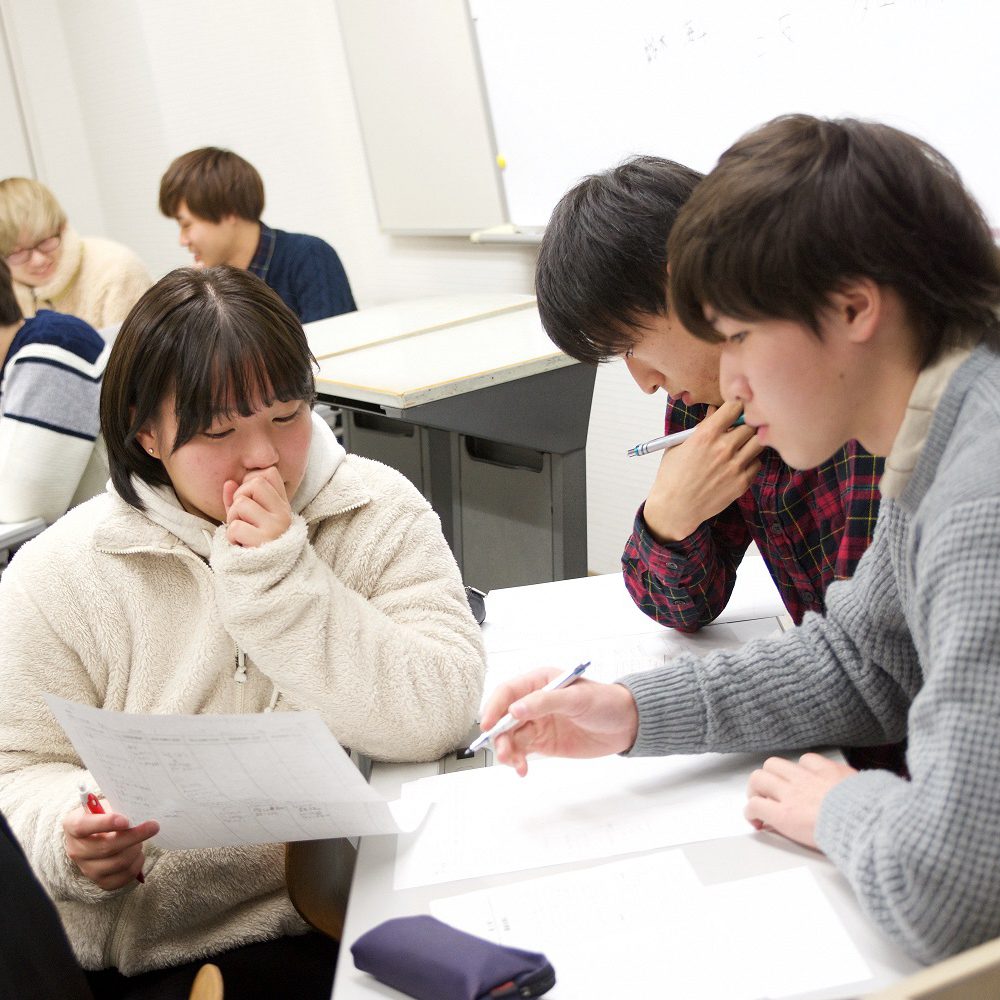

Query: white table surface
305,293,537,360
311,297,573,411
330,571,921,999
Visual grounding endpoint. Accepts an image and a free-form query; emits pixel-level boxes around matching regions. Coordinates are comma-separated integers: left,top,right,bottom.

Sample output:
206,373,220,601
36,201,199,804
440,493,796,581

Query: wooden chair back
285,837,357,942
867,937,1000,1000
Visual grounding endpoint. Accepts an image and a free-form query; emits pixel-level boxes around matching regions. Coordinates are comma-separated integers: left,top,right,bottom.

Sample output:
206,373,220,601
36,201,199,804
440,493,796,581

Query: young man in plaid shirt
536,156,894,771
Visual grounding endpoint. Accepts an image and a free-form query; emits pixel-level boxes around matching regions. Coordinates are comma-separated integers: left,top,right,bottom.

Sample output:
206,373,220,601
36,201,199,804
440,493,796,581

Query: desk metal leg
552,448,587,581
425,428,461,567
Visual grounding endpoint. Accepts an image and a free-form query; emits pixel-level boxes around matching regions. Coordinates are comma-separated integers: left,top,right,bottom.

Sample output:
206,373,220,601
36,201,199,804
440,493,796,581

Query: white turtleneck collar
123,411,345,559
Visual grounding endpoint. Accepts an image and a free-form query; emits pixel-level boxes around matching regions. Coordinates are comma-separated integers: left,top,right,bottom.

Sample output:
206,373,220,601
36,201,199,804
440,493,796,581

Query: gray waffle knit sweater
621,345,1000,964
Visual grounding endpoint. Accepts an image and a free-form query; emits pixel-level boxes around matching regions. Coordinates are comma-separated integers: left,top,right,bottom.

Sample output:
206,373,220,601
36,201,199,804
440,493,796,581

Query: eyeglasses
6,234,62,265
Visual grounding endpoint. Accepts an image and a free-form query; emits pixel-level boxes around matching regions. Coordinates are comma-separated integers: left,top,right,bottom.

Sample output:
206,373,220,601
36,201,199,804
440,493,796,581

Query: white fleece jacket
0,416,484,974
14,226,152,330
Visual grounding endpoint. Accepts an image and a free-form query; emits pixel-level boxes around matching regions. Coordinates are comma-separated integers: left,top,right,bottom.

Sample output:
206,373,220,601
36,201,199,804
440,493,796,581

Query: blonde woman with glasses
0,178,151,330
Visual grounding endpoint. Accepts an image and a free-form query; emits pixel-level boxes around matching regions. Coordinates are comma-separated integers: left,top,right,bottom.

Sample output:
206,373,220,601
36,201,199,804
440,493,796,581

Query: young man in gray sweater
481,115,1000,965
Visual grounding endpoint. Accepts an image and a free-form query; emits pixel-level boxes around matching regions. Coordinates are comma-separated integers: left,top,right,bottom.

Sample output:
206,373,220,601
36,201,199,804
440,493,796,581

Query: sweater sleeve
209,484,484,763
621,398,751,632
0,566,122,905
815,498,1000,963
621,496,1000,963
0,358,102,523
620,517,915,759
622,504,751,632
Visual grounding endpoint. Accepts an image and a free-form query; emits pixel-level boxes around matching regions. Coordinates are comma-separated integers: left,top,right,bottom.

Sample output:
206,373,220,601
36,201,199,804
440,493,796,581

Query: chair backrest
0,518,46,574
867,937,1000,999
285,837,357,942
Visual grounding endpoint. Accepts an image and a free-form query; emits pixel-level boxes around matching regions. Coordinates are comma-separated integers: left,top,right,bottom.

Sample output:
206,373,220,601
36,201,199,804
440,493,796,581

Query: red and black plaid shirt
622,399,883,633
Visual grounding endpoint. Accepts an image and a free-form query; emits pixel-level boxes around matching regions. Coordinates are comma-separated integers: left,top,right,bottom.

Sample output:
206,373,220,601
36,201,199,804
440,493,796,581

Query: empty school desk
305,294,596,592
331,567,921,999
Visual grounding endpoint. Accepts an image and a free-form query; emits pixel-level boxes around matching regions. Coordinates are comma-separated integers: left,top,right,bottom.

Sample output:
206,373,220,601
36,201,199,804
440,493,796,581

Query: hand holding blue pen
627,414,746,457
468,661,590,753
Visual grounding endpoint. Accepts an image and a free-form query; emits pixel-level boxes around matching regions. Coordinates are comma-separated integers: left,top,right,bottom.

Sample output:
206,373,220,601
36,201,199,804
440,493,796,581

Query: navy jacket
249,223,356,323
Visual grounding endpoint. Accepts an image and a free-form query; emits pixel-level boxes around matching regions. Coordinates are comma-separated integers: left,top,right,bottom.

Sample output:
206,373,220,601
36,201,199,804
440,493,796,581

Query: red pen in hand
78,784,145,884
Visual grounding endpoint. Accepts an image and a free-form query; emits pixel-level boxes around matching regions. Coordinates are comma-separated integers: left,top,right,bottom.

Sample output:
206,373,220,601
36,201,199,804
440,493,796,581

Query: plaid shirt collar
247,222,276,282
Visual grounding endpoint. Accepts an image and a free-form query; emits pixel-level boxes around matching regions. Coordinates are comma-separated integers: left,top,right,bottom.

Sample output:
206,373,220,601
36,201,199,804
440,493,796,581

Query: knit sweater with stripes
0,310,111,523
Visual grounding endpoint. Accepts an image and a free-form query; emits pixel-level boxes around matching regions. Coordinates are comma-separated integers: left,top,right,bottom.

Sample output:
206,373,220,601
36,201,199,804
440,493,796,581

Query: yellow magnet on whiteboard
496,155,507,169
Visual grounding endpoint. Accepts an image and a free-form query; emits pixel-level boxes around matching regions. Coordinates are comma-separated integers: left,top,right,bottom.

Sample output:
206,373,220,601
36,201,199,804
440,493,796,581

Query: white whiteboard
336,0,507,234
470,0,1000,230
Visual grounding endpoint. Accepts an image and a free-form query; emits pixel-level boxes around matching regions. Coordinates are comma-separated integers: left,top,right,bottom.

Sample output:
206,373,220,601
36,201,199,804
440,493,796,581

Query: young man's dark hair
0,259,22,326
101,266,316,510
158,147,265,223
669,114,1000,367
535,156,703,365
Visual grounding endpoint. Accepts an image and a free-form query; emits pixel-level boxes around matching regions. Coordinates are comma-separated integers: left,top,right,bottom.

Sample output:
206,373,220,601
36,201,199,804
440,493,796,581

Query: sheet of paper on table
480,559,786,658
45,695,427,850
483,617,781,701
396,751,774,890
479,564,786,703
430,849,872,1000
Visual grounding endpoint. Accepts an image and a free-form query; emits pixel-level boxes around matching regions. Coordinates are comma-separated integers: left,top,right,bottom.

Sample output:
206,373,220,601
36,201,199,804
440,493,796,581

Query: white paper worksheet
45,695,426,850
430,850,872,999
394,752,772,890
480,561,785,657
479,566,786,706
483,617,781,701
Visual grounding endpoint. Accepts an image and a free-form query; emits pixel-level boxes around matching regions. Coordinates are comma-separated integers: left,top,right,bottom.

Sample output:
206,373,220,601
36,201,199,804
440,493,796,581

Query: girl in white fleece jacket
0,266,485,998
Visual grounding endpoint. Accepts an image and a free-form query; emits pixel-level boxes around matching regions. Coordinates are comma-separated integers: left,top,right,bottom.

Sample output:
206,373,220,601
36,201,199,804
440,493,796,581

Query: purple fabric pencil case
351,915,555,1000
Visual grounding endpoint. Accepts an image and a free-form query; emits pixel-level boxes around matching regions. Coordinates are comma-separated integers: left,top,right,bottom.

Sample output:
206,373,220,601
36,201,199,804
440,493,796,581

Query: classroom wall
2,0,658,575
0,0,105,234
0,13,32,178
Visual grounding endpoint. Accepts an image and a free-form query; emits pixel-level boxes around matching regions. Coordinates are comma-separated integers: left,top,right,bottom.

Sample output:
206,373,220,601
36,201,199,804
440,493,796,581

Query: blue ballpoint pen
626,414,746,457
467,661,591,754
